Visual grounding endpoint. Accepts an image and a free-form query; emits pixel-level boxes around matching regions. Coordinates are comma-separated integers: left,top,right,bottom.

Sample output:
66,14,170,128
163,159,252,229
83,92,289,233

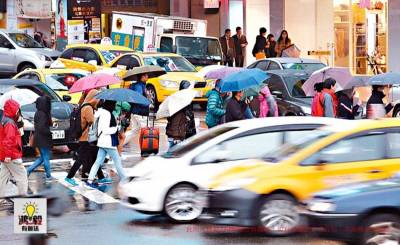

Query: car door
266,75,289,115
0,34,16,72
381,127,400,176
297,130,390,195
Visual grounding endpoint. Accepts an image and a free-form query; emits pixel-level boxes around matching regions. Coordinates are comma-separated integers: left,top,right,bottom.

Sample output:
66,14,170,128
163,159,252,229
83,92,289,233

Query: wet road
0,110,342,245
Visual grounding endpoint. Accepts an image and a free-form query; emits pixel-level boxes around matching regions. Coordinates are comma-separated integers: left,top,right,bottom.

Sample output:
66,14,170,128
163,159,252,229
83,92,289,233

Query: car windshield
176,37,222,61
282,63,326,73
45,73,87,90
163,126,238,158
283,75,312,98
263,129,333,163
143,56,196,72
100,50,131,64
0,83,61,102
8,33,44,48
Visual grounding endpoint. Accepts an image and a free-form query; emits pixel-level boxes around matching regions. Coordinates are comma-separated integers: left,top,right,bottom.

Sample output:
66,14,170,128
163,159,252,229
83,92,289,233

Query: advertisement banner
55,0,68,51
68,20,85,44
67,0,101,20
16,0,52,19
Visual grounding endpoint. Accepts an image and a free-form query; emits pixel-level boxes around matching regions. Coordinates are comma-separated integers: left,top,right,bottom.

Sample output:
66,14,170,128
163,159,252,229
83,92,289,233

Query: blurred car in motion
109,52,212,108
206,119,400,236
0,79,74,149
13,69,89,104
0,30,60,74
263,70,313,116
118,117,342,223
305,177,400,245
56,44,133,71
247,58,326,73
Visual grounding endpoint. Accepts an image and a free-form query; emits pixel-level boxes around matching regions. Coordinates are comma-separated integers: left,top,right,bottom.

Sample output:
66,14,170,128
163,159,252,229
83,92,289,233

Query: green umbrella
243,84,268,98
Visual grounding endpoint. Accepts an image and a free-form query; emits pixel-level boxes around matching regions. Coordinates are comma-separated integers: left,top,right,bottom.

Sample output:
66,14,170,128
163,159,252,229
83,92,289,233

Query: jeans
0,160,28,197
27,148,51,178
67,142,105,179
244,106,254,119
88,147,126,182
168,138,181,150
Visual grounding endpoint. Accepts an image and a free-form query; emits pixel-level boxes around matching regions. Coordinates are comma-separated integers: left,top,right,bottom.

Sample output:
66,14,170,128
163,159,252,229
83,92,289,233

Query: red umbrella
69,74,121,93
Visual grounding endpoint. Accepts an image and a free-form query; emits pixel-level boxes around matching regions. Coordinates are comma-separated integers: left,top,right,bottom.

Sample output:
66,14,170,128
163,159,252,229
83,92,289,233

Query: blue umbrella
368,72,400,85
95,88,150,106
218,68,269,92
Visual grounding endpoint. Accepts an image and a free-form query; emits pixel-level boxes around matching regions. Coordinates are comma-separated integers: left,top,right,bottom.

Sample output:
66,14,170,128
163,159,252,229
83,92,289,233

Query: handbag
256,52,266,60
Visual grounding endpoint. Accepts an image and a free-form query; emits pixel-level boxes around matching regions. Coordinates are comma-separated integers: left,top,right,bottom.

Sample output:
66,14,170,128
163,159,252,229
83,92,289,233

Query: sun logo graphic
14,198,47,234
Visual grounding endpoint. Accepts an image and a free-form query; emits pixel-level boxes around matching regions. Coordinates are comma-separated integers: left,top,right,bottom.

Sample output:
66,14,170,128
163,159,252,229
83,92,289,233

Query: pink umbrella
205,67,244,80
69,73,121,93
302,67,354,96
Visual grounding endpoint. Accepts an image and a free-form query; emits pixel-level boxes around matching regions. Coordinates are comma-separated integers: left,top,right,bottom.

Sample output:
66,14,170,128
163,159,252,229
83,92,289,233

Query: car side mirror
62,95,71,102
88,60,98,66
272,91,283,98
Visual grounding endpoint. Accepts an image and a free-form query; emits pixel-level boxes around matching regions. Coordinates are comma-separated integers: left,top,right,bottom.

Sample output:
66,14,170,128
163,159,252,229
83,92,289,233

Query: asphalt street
0,109,342,245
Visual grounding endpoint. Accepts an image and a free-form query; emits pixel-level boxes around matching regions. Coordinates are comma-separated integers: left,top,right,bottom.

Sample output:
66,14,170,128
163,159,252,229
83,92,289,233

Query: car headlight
159,80,179,88
214,178,256,191
307,200,336,212
300,106,311,115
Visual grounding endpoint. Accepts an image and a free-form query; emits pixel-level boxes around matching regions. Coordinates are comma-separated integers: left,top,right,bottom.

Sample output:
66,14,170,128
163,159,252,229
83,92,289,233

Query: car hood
124,156,175,177
21,101,73,120
158,72,204,82
313,178,400,200
27,48,61,58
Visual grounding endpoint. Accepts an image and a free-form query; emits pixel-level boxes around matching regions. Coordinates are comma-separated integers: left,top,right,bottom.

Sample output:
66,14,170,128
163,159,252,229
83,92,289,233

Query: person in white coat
85,100,126,188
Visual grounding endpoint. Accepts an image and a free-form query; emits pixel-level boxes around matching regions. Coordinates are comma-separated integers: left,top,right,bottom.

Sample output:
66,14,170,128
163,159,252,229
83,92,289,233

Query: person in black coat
27,96,53,179
252,27,267,57
178,81,196,139
225,91,248,123
367,85,393,119
336,89,360,119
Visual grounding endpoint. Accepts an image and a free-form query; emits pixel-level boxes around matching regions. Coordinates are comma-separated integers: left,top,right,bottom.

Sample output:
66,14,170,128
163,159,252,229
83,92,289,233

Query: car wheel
392,106,400,117
18,63,35,72
361,213,400,245
258,194,300,236
164,184,203,223
146,86,159,110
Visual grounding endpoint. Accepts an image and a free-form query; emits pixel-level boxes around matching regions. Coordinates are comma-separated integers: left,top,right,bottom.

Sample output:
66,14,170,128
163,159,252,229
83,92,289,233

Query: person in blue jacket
205,80,227,128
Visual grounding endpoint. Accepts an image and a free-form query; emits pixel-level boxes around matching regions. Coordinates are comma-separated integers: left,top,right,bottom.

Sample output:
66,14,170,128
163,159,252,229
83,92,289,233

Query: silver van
0,30,61,74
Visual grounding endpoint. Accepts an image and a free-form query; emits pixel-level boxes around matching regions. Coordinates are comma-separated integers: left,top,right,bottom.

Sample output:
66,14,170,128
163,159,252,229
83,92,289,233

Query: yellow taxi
108,52,214,107
206,119,400,235
13,68,90,104
57,44,133,72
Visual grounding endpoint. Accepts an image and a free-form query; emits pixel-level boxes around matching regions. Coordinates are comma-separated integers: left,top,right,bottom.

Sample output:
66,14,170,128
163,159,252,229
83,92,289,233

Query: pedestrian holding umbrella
94,88,150,106
367,72,400,86
205,66,244,80
196,65,225,78
156,89,197,119
0,88,39,109
123,66,166,81
69,73,121,93
218,68,269,93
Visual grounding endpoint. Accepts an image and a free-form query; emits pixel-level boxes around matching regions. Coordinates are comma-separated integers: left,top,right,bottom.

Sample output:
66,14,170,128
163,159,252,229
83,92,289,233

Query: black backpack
69,103,92,141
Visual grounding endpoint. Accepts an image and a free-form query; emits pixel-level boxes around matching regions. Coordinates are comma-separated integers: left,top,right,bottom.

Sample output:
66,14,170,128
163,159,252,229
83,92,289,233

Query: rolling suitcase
139,113,160,157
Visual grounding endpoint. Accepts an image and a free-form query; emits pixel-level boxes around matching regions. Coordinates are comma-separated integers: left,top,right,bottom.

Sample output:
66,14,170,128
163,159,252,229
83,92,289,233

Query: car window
143,56,196,72
0,34,13,48
71,49,87,62
267,61,281,70
302,133,386,165
267,75,286,94
282,63,326,72
284,130,317,144
8,33,43,48
45,73,86,89
60,48,73,59
112,55,140,70
387,132,400,158
85,49,101,65
255,61,270,71
160,37,173,53
193,132,284,164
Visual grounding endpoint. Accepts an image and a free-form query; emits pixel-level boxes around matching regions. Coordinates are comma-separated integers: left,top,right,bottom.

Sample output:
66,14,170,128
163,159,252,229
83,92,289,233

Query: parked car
305,176,400,244
13,68,89,104
56,43,133,71
118,117,342,223
247,57,326,73
0,79,74,149
205,119,400,236
109,52,213,108
0,30,60,74
262,70,313,116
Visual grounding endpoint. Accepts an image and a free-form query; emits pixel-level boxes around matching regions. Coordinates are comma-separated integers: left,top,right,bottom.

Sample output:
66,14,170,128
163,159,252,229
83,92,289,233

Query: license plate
52,130,65,140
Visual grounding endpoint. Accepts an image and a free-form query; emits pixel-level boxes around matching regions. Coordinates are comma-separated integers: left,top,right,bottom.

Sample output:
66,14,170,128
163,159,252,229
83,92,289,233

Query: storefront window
334,0,387,75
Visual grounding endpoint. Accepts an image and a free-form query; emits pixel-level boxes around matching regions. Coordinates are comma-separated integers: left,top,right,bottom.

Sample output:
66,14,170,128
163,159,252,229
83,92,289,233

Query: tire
18,63,35,72
146,86,159,110
360,213,400,245
163,184,203,223
393,106,400,117
258,194,300,236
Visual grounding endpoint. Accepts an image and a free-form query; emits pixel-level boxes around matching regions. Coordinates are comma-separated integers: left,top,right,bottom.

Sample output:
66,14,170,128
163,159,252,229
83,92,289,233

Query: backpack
69,103,92,141
88,116,101,144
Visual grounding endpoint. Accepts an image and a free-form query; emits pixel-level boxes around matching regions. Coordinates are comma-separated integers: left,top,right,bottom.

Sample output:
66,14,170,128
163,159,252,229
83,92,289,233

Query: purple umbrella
205,67,244,80
302,67,355,96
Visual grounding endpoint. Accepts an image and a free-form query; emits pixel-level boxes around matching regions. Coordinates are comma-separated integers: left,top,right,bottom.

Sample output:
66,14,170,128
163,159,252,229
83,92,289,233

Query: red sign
204,0,219,9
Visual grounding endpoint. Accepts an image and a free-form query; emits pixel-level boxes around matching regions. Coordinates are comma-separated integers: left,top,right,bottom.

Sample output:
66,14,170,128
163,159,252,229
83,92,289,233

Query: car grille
194,82,207,88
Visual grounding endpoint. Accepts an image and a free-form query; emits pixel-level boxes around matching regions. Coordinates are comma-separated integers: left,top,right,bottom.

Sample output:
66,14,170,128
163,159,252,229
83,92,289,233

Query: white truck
110,12,223,66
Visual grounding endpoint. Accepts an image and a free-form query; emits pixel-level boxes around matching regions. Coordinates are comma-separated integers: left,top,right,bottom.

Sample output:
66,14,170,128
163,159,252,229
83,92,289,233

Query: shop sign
67,0,101,20
67,20,85,44
16,0,51,19
204,0,219,9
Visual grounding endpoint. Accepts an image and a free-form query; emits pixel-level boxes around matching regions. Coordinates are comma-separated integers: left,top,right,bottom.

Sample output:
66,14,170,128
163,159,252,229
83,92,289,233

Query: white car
247,57,326,73
118,117,343,222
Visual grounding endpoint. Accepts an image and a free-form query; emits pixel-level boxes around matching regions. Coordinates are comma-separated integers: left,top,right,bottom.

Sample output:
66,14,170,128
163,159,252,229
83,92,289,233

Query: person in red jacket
0,99,28,197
